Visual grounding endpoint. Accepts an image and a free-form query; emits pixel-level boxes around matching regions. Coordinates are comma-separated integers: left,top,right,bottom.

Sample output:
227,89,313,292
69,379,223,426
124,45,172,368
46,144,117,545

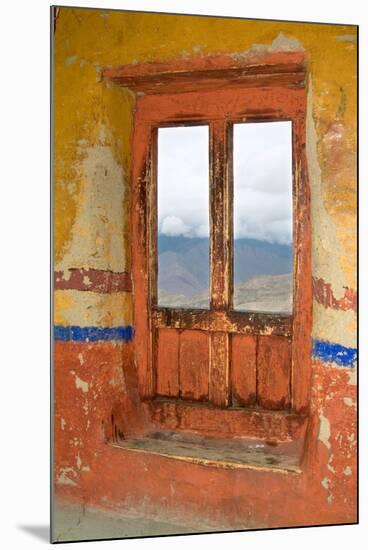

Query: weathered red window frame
103,52,312,415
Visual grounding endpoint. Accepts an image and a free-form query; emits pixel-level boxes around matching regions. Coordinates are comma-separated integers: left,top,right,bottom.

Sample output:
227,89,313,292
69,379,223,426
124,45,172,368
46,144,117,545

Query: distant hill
158,273,292,313
233,272,292,313
157,235,292,309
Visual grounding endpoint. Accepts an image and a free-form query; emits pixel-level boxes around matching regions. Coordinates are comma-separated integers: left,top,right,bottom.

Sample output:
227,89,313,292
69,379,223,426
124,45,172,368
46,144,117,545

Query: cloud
160,215,191,237
158,126,209,238
232,121,293,243
157,122,293,244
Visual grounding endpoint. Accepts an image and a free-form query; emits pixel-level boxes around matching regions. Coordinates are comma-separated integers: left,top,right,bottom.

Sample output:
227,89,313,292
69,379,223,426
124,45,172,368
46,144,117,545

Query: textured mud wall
53,8,357,529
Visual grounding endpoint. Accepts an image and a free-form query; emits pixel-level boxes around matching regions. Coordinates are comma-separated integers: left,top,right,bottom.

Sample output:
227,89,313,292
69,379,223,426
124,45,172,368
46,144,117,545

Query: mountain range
157,235,293,313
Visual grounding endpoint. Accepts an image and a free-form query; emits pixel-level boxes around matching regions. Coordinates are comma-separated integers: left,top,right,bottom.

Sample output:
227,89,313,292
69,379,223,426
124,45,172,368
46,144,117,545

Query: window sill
110,430,303,474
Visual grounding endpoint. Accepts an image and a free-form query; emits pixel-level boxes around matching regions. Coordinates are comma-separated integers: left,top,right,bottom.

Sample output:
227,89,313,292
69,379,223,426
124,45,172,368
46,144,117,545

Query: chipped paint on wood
231,335,257,406
258,336,291,410
127,57,310,413
151,307,292,336
146,399,307,441
102,50,306,95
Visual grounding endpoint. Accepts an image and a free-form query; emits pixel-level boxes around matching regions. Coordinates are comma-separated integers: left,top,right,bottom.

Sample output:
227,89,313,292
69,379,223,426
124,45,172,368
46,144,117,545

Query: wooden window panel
156,328,179,398
231,335,257,407
107,52,312,422
257,335,291,410
179,330,209,401
209,332,230,407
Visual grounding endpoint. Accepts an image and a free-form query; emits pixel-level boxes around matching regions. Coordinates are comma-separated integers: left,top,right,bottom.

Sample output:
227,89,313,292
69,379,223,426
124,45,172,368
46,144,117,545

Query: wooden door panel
257,336,291,410
209,332,230,407
179,330,209,401
231,335,257,407
156,328,179,398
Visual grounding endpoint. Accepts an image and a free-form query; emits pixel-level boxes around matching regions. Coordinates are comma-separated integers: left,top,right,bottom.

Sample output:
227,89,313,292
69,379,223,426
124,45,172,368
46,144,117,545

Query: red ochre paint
54,268,132,293
313,277,357,312
54,342,357,528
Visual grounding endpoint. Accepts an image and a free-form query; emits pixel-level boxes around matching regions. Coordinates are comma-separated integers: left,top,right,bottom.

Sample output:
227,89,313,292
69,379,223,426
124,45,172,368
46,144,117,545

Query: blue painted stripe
54,327,356,367
54,325,134,342
312,339,357,368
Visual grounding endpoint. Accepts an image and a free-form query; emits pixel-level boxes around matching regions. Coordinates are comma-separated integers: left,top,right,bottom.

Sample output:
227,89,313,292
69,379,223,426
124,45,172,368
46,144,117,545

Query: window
157,125,210,309
233,121,293,314
107,52,312,438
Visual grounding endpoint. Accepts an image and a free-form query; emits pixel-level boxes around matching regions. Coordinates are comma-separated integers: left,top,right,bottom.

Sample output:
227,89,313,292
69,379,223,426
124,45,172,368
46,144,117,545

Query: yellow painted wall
53,8,356,342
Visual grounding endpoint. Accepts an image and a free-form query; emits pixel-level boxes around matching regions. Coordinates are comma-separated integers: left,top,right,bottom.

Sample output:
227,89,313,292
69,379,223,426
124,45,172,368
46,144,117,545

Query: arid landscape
158,236,293,313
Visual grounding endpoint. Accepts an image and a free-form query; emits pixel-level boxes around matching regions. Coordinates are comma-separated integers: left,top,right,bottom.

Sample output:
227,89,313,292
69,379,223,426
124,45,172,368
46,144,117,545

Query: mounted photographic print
52,5,358,543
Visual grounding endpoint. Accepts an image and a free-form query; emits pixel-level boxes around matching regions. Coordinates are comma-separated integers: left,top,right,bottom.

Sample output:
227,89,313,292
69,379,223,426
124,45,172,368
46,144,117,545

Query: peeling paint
55,143,128,273
57,468,78,487
348,369,357,386
312,277,356,311
54,325,133,342
231,32,304,62
76,454,82,469
327,455,335,473
54,289,132,327
321,477,330,490
65,55,78,66
312,304,357,350
343,397,356,408
307,81,348,297
54,268,132,293
109,365,126,389
318,413,331,449
75,376,89,393
336,35,357,42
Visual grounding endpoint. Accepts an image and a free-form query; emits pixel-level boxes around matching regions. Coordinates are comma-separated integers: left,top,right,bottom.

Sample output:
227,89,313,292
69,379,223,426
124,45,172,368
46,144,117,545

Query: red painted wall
54,341,357,529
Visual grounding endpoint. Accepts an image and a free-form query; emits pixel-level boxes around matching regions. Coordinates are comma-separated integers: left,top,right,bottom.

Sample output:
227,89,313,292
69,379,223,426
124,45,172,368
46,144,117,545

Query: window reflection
233,121,293,313
157,126,210,308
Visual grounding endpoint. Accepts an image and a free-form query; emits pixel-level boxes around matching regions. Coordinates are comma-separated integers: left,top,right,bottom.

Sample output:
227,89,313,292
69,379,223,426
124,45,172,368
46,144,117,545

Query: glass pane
233,121,293,313
157,126,209,308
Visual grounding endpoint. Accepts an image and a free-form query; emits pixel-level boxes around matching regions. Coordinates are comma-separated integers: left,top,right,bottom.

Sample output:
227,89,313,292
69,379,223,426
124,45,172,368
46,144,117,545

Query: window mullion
209,120,232,407
210,120,232,310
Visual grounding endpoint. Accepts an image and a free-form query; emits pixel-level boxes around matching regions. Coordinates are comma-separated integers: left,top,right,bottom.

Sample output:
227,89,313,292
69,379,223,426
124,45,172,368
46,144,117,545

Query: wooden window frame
103,52,312,416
